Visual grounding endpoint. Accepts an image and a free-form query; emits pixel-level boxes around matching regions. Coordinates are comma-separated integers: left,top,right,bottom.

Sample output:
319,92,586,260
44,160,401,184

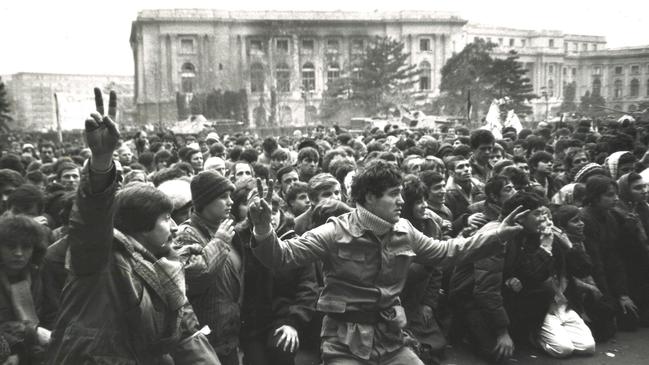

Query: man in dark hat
175,170,241,365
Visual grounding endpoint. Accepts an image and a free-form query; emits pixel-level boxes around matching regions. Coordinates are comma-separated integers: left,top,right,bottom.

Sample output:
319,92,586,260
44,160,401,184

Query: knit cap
190,170,235,212
574,163,607,184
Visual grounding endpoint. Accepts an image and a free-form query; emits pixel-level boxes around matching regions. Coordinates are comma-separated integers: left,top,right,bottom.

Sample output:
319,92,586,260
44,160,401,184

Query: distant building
7,73,133,131
130,9,649,126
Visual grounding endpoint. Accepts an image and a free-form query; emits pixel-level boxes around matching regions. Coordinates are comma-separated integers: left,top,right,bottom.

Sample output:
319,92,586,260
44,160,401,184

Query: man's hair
298,147,319,164
584,175,617,206
0,169,25,189
445,156,469,171
154,150,172,165
0,215,47,265
307,173,339,203
39,141,55,152
470,130,495,150
500,166,530,190
512,155,528,165
286,181,308,205
181,148,201,163
485,175,511,203
7,184,45,215
322,149,348,173
114,184,173,235
351,160,402,205
528,151,553,169
239,148,259,164
252,163,269,180
209,142,226,157
262,137,278,154
56,161,80,180
502,191,548,217
419,170,445,189
276,165,298,184
270,148,289,162
25,170,46,186
0,154,25,175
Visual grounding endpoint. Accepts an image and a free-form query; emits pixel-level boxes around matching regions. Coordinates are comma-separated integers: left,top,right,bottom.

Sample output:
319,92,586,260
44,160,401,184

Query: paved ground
295,327,649,365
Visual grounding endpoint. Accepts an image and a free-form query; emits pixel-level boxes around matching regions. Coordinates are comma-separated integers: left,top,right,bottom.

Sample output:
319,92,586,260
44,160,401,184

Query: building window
326,39,339,53
302,39,314,52
573,43,578,51
572,68,577,76
592,78,602,97
615,66,623,75
564,42,569,52
276,63,290,92
614,79,623,98
352,65,362,80
563,68,567,76
593,44,598,51
549,65,554,74
509,38,515,47
420,38,431,51
630,78,640,97
279,105,292,126
521,39,526,47
629,104,638,112
548,79,554,97
181,63,196,93
250,39,263,53
302,62,315,91
582,43,588,51
614,105,623,111
549,39,555,48
498,38,503,46
250,63,264,93
180,39,194,54
419,61,431,91
351,39,365,54
631,65,640,74
276,39,289,53
326,63,340,86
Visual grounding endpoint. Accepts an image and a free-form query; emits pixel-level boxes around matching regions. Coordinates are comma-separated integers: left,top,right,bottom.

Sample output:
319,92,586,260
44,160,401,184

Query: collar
190,212,221,236
353,204,408,237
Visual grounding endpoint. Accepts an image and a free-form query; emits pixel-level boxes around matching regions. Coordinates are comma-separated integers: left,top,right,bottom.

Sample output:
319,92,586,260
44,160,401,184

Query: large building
130,9,649,127
6,73,134,131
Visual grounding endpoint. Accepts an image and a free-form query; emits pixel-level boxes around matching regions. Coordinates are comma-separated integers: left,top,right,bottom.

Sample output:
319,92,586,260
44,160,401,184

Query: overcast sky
2,0,647,76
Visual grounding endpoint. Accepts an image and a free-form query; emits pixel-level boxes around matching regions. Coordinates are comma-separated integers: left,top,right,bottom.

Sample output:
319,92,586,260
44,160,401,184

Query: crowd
0,89,648,364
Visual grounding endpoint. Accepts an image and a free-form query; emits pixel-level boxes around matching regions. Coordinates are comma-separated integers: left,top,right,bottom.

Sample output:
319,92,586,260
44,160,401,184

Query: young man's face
519,207,551,234
315,183,342,205
535,160,553,175
428,181,446,206
405,158,424,174
412,198,428,220
298,157,318,178
515,162,530,176
565,214,584,238
202,191,233,222
571,152,589,169
451,160,472,183
366,185,404,224
489,150,503,167
60,168,80,191
280,171,299,195
41,147,55,162
233,163,253,182
513,145,525,157
271,157,288,171
474,142,494,164
629,178,649,202
139,212,177,258
290,192,310,216
119,149,133,165
497,182,517,205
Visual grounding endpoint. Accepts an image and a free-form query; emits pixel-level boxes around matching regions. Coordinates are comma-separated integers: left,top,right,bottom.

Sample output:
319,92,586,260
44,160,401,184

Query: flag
504,109,523,133
483,100,503,139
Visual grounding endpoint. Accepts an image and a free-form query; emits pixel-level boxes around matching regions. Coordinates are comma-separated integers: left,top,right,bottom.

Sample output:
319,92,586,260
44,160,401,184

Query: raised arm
69,88,121,276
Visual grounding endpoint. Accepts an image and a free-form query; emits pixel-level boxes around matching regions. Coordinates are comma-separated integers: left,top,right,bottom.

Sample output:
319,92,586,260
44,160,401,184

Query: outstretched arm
69,88,121,276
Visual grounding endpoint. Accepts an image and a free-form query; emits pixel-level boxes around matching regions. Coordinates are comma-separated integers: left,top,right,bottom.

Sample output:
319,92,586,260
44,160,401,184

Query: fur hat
190,170,235,212
157,178,192,212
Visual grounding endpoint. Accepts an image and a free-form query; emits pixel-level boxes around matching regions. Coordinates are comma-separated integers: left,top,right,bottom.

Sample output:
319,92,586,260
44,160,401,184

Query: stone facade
6,73,133,131
130,9,649,126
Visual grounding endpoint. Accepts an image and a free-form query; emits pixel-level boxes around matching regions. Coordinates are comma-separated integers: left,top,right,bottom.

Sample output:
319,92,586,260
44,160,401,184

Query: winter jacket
47,165,218,365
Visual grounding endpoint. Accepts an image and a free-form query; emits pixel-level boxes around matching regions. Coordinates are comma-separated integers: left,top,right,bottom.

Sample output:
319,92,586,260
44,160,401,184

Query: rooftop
135,9,467,23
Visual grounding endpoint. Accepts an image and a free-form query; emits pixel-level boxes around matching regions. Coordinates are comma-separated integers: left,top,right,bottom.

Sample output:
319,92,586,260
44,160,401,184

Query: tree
490,51,536,115
578,90,607,118
559,82,577,113
439,39,496,120
320,36,419,121
0,78,13,132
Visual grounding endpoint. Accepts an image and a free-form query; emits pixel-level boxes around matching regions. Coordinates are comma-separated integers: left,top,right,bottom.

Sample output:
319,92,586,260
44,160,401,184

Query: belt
328,310,382,325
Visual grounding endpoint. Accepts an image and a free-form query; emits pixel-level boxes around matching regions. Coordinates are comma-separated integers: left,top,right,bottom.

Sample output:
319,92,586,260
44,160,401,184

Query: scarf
114,230,187,312
0,271,38,323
